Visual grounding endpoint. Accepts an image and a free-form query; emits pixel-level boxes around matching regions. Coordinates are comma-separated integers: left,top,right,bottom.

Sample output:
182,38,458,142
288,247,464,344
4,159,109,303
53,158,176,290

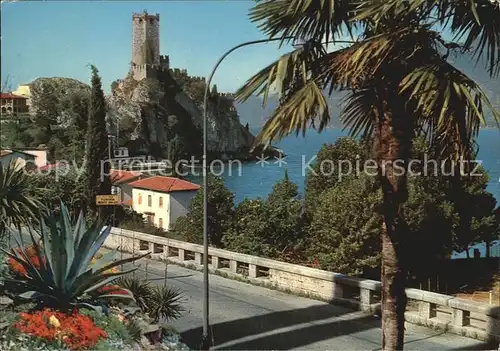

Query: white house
128,176,200,230
110,169,145,206
0,148,48,169
0,149,36,169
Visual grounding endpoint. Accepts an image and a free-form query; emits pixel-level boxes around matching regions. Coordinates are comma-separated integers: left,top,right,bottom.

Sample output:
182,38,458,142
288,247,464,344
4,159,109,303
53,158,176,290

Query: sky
1,1,293,93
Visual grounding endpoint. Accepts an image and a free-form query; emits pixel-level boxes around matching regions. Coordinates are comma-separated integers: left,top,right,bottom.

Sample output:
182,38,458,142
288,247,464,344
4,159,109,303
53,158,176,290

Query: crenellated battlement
132,10,159,21
160,55,170,70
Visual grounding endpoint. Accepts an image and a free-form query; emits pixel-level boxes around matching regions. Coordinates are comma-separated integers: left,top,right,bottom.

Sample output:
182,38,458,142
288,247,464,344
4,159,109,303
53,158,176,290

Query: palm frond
447,0,500,77
0,161,44,235
340,88,380,139
254,80,330,147
250,0,356,46
235,41,326,105
320,32,398,90
400,61,500,160
356,0,500,77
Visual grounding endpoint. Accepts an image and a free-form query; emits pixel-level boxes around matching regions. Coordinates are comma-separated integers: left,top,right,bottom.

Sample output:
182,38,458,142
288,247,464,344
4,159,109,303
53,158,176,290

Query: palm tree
236,1,500,349
0,161,43,241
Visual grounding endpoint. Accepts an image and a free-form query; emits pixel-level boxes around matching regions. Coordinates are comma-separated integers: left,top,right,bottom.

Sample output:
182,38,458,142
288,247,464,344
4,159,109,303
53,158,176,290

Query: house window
138,194,142,205
146,213,154,226
159,197,163,208
148,195,152,207
158,218,163,228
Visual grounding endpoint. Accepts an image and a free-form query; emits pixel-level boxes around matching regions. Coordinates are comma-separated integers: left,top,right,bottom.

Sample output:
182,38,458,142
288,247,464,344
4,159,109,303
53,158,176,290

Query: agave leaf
2,279,41,293
18,291,49,300
26,226,51,282
97,292,135,300
46,214,63,289
74,224,109,277
72,267,138,298
7,236,46,284
60,202,75,280
81,226,114,273
82,269,138,295
93,252,150,277
77,302,105,314
73,211,87,248
90,250,118,272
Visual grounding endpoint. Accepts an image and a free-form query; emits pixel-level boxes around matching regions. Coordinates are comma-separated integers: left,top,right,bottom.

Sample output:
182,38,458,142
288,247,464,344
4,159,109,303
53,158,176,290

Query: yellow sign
96,195,121,206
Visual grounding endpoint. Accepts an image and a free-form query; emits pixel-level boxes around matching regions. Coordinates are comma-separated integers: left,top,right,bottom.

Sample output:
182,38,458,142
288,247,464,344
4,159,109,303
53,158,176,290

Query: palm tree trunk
376,110,411,351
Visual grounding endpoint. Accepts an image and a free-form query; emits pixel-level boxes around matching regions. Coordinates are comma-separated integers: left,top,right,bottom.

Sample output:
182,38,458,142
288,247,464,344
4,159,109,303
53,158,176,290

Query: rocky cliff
106,68,258,161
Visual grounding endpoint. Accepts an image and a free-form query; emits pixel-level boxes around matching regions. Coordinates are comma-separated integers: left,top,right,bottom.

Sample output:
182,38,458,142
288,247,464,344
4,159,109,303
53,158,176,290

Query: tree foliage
28,169,86,220
83,66,111,214
306,175,382,276
223,171,304,259
304,137,498,277
20,78,90,161
304,137,370,214
174,174,234,247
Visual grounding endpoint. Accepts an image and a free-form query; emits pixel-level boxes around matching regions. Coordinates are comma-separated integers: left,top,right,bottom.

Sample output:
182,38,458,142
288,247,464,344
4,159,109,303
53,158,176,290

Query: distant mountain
235,92,345,129
235,54,499,130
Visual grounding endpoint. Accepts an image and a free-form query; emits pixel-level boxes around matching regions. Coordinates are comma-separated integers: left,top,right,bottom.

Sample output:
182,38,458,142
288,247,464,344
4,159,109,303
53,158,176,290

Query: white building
0,148,48,169
110,169,144,206
128,176,200,230
0,149,36,169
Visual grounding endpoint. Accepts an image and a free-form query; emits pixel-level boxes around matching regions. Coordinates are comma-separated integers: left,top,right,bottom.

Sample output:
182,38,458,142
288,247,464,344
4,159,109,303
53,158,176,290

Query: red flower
7,245,45,277
98,285,129,296
14,308,107,350
312,258,320,268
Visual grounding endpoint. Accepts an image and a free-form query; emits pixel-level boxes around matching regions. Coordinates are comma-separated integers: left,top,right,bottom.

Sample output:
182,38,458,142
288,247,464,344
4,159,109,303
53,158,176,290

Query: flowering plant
8,246,119,277
7,245,44,276
1,202,149,311
14,308,107,350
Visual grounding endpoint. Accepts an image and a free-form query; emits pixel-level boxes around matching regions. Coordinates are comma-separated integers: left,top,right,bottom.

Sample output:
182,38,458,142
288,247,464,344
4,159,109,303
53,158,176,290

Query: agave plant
1,201,149,311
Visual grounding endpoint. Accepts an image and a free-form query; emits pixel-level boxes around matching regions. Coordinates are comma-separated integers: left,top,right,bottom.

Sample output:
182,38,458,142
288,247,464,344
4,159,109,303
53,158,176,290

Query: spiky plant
147,285,183,323
0,160,44,240
116,276,153,312
236,0,500,349
1,202,149,311
125,318,143,342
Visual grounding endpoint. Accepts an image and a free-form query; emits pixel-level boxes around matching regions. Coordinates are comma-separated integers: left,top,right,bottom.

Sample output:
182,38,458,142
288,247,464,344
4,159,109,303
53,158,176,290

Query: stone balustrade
104,227,500,342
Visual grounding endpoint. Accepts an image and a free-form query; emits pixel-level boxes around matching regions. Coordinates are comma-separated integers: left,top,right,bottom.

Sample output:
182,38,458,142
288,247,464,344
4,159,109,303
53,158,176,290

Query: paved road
127,256,493,350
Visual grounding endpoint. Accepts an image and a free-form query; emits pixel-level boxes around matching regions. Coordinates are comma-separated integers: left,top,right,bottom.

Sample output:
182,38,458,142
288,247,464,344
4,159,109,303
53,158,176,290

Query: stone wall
103,227,500,343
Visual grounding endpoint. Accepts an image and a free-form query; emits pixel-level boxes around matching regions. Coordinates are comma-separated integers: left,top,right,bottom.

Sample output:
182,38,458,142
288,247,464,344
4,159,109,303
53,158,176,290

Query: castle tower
132,11,160,80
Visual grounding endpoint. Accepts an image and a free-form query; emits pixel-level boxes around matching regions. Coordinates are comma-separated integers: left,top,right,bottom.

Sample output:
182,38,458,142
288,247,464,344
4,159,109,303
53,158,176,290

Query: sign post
95,195,121,206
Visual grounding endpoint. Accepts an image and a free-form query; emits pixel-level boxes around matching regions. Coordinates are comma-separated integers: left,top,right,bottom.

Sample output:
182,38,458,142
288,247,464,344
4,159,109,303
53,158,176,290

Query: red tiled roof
110,170,142,185
129,176,200,193
0,93,27,100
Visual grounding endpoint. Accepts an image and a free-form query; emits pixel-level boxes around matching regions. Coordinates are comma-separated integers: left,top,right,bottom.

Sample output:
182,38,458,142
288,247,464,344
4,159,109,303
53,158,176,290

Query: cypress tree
84,65,111,215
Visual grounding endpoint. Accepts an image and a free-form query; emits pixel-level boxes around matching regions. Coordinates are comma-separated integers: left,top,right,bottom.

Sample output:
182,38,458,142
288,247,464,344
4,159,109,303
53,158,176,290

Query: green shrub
306,175,382,276
116,277,183,323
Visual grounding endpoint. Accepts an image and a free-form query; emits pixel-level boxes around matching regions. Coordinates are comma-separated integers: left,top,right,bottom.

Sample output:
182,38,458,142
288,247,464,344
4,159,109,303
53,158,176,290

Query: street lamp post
200,37,292,350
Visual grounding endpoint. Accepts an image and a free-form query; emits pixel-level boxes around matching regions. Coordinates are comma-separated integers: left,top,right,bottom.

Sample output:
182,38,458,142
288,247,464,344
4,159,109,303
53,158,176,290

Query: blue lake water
191,128,500,258
216,128,499,204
